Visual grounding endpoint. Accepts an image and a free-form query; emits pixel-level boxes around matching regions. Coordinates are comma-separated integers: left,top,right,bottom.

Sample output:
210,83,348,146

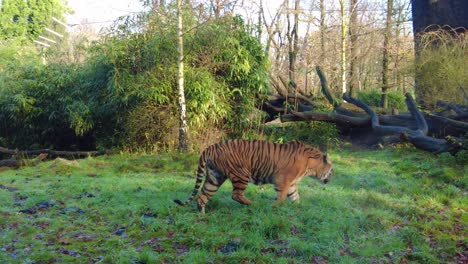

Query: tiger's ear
323,153,331,163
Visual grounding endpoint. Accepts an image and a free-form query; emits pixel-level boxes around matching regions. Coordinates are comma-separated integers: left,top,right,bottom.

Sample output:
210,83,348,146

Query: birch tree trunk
339,0,347,95
177,0,189,151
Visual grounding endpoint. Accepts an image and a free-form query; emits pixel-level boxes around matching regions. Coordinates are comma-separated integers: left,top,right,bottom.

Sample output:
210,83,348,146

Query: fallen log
264,67,467,154
0,147,111,168
281,111,370,127
342,93,464,154
0,147,111,157
0,153,48,168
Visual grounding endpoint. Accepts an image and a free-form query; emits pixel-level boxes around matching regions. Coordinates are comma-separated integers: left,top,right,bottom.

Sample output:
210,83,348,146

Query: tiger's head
303,147,333,184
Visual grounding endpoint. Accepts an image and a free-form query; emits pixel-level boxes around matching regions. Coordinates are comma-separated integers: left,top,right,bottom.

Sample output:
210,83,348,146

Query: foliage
0,62,104,150
0,40,41,71
185,15,269,138
98,13,268,149
0,147,465,263
123,104,178,152
0,12,269,151
357,90,406,110
265,122,340,151
415,29,468,107
0,0,70,42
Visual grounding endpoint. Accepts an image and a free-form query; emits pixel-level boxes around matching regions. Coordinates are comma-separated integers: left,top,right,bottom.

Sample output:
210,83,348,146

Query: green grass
0,147,466,263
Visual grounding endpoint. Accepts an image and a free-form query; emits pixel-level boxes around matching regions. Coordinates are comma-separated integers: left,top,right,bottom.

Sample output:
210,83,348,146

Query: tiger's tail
174,151,208,206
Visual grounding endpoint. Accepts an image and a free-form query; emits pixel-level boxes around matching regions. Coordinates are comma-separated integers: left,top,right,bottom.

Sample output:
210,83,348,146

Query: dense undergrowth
0,145,466,263
0,14,269,152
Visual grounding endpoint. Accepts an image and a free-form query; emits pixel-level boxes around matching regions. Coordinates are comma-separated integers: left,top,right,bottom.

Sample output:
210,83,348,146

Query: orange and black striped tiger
174,139,333,213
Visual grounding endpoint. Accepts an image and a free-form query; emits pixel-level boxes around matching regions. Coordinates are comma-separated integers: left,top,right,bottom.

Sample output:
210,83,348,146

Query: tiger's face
306,152,333,184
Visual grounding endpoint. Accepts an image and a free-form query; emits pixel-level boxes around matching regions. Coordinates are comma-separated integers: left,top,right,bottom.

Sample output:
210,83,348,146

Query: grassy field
0,145,466,263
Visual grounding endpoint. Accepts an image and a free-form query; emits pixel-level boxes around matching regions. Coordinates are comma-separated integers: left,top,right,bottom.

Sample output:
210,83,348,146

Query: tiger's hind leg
231,172,252,205
197,165,226,214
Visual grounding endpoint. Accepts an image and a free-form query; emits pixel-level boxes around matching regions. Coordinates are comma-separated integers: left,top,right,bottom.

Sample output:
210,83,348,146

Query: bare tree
348,0,359,97
286,0,300,91
393,0,410,93
259,0,412,109
319,0,326,62
381,0,393,109
152,0,166,12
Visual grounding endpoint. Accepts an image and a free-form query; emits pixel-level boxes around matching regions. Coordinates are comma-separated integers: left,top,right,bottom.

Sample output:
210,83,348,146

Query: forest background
0,1,467,263
0,0,466,153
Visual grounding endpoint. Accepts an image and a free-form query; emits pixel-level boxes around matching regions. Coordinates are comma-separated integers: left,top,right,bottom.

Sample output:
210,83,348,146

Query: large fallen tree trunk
0,147,111,168
344,93,464,153
0,147,111,157
264,67,467,154
0,153,48,168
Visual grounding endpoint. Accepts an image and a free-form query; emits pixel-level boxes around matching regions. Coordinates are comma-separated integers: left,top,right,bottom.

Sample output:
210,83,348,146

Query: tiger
174,139,333,213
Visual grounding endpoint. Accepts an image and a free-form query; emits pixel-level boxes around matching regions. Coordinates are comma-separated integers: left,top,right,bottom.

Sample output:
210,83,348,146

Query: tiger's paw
232,195,252,205
197,202,206,214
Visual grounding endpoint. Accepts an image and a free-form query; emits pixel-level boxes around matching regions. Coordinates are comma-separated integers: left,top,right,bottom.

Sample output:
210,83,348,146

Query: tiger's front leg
274,188,288,205
276,184,300,204
287,184,300,202
274,178,293,205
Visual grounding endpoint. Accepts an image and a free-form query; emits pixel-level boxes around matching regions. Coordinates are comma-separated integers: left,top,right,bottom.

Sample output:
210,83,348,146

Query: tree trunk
257,0,263,41
394,3,403,93
348,0,358,97
287,0,300,91
381,0,393,109
319,0,326,62
339,0,347,95
412,0,468,40
411,0,468,104
177,0,189,152
152,0,166,12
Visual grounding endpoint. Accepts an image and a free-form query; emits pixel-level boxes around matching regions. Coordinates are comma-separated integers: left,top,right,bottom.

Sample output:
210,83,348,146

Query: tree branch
316,66,340,107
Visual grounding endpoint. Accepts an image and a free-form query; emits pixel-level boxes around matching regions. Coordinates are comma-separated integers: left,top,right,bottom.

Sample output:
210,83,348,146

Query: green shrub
123,104,178,152
357,90,406,110
265,122,340,151
0,14,269,151
415,29,468,107
0,63,93,149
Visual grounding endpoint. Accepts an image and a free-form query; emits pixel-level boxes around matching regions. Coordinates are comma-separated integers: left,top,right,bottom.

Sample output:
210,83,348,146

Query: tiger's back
174,139,332,213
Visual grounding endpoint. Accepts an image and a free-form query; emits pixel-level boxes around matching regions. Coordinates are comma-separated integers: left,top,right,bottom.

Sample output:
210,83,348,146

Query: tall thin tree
339,0,347,96
319,0,326,62
348,0,359,97
381,0,393,109
286,0,300,90
177,0,189,151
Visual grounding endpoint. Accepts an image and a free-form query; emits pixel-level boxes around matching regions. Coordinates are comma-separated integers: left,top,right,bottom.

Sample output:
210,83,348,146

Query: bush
123,104,178,152
415,29,468,107
0,63,91,149
357,90,406,110
0,14,269,151
265,122,340,151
